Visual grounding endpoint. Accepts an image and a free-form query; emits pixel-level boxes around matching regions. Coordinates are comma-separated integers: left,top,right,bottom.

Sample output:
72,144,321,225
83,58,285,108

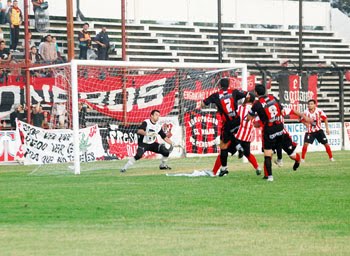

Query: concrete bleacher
0,16,349,122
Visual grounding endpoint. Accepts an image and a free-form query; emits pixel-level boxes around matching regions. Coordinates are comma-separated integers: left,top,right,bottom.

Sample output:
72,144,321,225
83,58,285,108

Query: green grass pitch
0,151,350,255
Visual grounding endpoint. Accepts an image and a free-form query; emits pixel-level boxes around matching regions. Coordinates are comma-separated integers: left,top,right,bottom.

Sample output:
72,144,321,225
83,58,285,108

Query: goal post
28,60,248,175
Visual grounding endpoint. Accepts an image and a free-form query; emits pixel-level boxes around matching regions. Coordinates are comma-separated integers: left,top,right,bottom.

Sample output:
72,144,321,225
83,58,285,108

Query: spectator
52,36,64,62
38,35,45,53
31,0,43,14
78,22,91,59
40,34,57,63
51,102,67,129
0,0,5,24
31,102,45,128
94,26,110,60
0,40,12,63
78,102,92,128
4,0,11,24
10,104,26,128
29,45,43,63
42,110,50,129
27,30,32,46
7,0,23,52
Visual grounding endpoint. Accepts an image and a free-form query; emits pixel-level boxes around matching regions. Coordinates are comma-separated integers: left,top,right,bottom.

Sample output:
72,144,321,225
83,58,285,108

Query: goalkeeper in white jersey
121,109,174,173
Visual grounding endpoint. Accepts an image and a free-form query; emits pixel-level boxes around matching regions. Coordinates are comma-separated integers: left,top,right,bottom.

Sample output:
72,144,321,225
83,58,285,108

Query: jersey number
224,98,233,113
268,105,278,118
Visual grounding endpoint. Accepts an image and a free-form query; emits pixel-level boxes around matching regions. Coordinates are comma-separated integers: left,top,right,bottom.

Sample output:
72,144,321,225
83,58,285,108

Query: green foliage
0,151,350,255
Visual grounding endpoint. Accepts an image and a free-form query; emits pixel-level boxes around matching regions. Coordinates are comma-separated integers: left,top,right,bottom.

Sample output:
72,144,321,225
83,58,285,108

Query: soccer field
1,151,350,255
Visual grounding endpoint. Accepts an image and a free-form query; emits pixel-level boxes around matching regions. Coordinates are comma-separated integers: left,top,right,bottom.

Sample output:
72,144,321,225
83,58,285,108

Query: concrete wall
331,8,350,43
16,0,331,28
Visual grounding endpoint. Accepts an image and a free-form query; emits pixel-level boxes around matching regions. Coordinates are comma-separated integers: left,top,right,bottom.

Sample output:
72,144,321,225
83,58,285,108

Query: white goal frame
30,60,248,175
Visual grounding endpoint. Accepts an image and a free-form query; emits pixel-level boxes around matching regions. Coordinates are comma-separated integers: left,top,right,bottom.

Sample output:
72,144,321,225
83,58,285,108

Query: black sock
264,156,272,176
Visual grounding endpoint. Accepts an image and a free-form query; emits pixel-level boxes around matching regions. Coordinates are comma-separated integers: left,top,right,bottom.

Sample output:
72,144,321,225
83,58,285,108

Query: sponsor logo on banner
344,122,350,150
107,117,183,159
249,122,342,154
278,74,318,119
249,127,263,154
15,120,105,164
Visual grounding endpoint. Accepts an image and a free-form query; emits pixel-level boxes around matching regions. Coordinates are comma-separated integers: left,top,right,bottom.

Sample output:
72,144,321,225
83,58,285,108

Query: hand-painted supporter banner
107,116,183,159
0,74,176,122
278,74,318,119
15,120,105,164
184,111,221,154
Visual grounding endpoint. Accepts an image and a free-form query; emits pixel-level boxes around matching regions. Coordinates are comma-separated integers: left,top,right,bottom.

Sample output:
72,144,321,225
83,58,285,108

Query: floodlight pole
121,0,127,124
23,0,31,123
217,0,223,63
298,0,303,74
67,0,75,61
121,0,127,61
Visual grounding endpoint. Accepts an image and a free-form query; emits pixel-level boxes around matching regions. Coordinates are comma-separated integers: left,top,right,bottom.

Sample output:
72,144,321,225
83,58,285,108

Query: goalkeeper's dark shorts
134,142,170,160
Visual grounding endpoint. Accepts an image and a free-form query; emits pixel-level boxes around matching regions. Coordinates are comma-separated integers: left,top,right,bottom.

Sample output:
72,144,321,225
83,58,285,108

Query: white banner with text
15,120,105,164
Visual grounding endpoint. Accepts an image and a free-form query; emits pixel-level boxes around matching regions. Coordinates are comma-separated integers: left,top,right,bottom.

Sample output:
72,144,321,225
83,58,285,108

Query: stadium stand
0,15,349,124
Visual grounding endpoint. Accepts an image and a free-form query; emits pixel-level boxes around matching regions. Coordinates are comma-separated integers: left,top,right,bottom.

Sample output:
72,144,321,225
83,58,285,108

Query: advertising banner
107,116,183,159
344,122,350,150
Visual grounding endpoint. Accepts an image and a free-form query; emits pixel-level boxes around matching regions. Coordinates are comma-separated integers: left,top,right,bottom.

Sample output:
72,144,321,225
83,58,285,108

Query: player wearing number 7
120,109,174,173
201,78,250,177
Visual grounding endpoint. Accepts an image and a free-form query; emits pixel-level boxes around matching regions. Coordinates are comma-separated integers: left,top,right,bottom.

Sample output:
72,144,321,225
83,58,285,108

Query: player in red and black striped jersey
201,78,249,176
248,84,309,182
211,96,261,176
301,99,334,162
261,107,304,171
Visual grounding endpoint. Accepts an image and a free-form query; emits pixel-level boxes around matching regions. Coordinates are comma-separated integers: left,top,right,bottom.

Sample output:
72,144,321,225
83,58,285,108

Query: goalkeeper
120,109,174,173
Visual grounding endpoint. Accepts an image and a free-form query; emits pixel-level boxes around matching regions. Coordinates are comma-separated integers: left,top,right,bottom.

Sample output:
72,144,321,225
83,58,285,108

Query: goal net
24,60,248,175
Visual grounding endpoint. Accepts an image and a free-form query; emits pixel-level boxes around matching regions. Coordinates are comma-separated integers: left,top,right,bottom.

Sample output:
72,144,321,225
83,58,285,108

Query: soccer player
272,107,301,169
301,99,334,162
120,109,174,173
211,96,262,176
201,78,249,177
277,108,304,171
247,84,309,182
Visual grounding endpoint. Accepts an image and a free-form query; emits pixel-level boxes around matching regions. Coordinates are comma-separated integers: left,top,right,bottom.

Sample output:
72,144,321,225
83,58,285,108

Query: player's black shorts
263,123,284,150
304,129,328,145
134,142,162,160
280,133,297,155
228,140,251,157
221,117,241,143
